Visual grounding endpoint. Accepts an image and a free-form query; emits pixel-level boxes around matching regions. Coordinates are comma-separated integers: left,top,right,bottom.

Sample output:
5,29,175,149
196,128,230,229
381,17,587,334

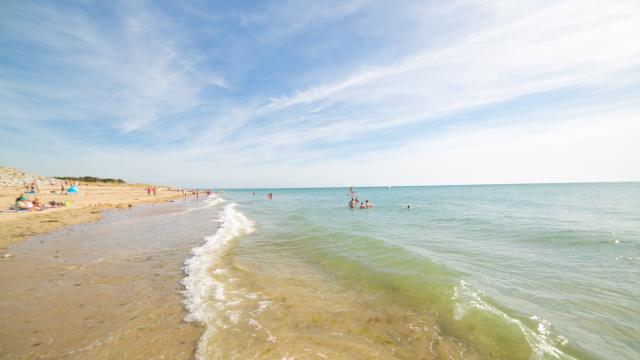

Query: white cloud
212,105,640,188
0,1,226,132
185,0,640,169
2,0,639,186
263,0,640,121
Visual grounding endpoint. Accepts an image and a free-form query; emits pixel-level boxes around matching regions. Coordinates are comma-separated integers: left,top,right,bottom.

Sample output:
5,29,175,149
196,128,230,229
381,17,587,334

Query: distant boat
386,186,391,189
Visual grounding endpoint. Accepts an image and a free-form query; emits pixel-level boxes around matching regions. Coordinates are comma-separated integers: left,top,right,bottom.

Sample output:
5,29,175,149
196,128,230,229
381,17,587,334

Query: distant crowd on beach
10,180,77,212
348,187,374,209
175,188,217,200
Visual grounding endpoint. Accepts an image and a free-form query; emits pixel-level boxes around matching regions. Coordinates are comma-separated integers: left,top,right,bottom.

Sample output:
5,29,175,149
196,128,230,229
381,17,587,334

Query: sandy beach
0,183,182,250
2,1,638,358
0,176,206,359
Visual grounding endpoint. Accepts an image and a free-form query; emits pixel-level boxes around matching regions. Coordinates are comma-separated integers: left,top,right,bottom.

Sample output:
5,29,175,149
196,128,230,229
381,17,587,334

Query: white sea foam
184,196,225,212
453,280,577,360
181,202,255,359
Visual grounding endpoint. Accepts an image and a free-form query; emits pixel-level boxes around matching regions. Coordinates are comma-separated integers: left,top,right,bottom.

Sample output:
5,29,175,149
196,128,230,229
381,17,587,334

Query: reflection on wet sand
0,202,209,359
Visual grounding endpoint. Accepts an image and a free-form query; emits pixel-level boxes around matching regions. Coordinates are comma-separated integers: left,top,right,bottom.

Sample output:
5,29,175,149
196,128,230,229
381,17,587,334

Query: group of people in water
251,192,273,200
349,197,374,208
348,187,374,209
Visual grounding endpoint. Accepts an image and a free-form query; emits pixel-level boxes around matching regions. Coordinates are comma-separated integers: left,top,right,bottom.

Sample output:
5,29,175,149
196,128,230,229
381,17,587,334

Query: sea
181,183,640,359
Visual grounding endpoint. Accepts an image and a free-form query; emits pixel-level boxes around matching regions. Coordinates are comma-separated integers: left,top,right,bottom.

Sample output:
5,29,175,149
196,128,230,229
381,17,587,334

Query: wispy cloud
262,0,640,122
1,0,639,186
0,0,226,133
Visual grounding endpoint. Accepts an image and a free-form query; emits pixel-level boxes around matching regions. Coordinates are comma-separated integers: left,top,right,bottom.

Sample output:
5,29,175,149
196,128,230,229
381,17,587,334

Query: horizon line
212,180,639,191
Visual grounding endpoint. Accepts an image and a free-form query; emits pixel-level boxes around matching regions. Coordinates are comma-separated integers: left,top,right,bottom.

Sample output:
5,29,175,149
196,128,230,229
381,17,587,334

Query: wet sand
197,250,477,359
0,201,212,359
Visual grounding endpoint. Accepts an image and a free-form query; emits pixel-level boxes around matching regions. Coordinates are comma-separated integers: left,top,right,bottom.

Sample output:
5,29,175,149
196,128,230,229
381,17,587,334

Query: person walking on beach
152,186,157,197
147,187,151,196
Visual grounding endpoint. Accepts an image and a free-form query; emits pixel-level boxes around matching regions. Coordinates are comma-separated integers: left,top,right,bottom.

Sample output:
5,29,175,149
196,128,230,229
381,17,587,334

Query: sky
1,0,639,188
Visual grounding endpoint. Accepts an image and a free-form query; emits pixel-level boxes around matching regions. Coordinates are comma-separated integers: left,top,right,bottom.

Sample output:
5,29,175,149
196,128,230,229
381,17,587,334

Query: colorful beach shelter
67,185,79,194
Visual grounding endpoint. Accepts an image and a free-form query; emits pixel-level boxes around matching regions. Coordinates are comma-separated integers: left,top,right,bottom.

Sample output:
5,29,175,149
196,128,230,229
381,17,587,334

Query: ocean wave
181,202,255,359
452,280,577,360
184,196,226,212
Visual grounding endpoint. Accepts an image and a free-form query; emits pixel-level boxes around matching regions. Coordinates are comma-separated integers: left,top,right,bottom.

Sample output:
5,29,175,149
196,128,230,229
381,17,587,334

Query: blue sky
1,0,639,187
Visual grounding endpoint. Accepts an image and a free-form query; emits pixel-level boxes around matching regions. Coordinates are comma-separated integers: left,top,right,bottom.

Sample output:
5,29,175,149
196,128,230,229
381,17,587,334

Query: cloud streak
0,0,226,133
1,0,639,186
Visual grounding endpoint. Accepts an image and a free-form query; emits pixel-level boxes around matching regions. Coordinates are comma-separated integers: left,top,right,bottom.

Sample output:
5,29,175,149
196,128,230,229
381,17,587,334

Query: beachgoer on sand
15,196,31,210
32,198,44,209
15,195,41,211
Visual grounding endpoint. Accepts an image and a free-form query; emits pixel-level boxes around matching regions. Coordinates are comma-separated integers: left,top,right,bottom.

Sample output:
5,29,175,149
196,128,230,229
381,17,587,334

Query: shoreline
0,196,210,359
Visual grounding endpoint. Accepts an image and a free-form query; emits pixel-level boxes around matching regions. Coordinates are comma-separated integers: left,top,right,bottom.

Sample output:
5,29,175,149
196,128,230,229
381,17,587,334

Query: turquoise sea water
186,183,639,359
